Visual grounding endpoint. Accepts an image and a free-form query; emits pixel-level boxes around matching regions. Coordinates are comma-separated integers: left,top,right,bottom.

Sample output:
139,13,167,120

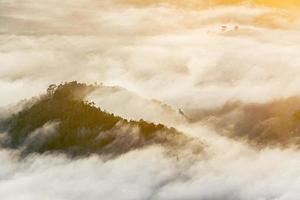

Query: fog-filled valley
1,0,300,199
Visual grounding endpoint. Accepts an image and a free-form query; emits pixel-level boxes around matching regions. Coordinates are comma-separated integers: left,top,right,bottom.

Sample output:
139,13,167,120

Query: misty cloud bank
1,0,300,108
2,142,300,200
1,0,300,199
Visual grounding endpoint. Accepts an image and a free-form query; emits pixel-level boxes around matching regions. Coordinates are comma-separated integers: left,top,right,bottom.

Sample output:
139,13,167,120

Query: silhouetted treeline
0,81,191,157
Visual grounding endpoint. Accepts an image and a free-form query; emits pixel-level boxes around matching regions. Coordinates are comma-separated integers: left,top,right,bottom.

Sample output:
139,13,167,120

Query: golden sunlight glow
121,0,300,8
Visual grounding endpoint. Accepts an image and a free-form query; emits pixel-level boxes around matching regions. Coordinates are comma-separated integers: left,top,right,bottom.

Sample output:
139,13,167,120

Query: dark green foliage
1,81,181,157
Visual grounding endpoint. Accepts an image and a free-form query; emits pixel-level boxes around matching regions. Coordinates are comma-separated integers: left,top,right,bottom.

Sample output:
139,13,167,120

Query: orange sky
122,0,300,8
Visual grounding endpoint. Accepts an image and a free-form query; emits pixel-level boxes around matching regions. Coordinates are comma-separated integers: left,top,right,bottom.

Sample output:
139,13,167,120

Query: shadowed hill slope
191,97,300,149
0,82,201,157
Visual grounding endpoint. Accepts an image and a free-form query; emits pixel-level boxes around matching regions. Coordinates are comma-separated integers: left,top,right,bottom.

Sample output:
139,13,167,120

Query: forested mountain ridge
0,82,200,157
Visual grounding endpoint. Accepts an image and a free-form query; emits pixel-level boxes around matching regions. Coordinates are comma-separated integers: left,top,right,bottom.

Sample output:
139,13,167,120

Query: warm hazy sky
122,0,300,8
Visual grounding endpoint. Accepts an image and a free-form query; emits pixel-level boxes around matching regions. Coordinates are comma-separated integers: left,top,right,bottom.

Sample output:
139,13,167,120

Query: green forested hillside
0,82,193,157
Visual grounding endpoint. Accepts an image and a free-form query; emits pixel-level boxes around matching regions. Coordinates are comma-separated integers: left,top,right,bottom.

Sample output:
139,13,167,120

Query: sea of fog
1,0,300,199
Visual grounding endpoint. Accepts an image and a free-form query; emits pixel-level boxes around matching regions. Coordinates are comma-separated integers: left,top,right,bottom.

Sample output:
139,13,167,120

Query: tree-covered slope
0,82,198,157
193,98,300,148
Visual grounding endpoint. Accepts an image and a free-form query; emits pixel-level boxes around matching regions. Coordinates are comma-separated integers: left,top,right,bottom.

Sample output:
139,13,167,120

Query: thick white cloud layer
1,0,300,108
2,142,300,200
1,0,300,199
